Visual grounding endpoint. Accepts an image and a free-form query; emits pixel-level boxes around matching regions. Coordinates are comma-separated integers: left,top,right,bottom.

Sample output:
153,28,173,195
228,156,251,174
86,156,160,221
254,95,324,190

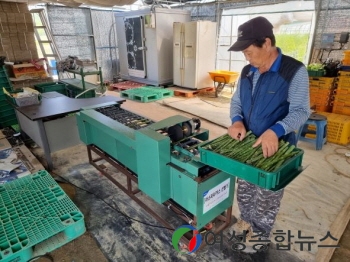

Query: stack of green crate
65,84,95,99
34,81,67,95
0,66,18,128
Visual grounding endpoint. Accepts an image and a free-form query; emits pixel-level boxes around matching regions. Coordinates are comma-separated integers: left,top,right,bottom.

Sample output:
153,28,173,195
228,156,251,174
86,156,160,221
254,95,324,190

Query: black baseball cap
228,16,274,52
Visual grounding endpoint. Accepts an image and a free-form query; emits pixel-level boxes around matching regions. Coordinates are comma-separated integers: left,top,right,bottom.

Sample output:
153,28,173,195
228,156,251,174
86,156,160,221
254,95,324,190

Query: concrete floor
32,87,350,262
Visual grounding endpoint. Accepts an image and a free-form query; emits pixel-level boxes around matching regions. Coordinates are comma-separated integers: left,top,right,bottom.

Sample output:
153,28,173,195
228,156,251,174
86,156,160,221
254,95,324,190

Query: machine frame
86,144,233,250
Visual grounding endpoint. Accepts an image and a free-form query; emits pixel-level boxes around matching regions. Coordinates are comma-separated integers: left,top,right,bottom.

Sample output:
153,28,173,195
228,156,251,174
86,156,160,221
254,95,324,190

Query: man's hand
228,121,246,141
253,129,279,158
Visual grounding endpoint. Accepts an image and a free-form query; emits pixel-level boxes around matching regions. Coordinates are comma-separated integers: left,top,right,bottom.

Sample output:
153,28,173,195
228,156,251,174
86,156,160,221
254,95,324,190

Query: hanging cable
27,253,54,262
52,173,175,231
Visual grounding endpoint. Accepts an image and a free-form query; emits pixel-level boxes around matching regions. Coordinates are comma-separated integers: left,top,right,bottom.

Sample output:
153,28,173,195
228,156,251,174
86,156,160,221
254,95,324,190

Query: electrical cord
27,253,54,262
52,173,175,231
166,203,193,225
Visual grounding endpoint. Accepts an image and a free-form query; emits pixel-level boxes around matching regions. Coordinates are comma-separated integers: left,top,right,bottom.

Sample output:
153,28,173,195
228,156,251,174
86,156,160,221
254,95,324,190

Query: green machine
76,102,235,230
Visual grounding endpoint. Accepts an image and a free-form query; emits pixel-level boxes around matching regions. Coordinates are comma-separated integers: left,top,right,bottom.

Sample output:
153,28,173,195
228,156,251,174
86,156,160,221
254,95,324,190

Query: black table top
15,92,125,121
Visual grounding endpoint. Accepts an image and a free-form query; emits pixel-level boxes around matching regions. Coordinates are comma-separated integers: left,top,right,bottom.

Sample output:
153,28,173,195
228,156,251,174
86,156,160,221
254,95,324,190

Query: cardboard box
1,34,11,45
14,50,38,62
0,51,14,62
0,32,9,38
25,22,34,32
11,76,54,90
12,61,47,79
15,13,25,23
0,138,11,151
16,3,29,13
24,13,32,23
0,23,9,33
17,23,27,31
0,131,6,140
19,40,28,50
8,23,17,32
2,44,13,52
1,2,12,13
0,13,7,22
6,13,15,23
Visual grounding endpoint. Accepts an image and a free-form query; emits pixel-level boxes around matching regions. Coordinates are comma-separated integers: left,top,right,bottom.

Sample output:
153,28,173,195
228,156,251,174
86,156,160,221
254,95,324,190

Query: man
228,16,310,252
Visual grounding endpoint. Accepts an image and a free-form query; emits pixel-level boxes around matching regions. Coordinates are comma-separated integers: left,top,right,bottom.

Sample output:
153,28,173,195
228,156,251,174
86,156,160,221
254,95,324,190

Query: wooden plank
0,130,6,139
13,144,45,173
315,198,350,262
174,87,215,98
109,81,144,91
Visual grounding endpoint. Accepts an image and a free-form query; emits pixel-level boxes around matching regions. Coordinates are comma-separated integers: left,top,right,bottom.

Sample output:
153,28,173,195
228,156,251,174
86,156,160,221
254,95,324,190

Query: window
217,1,316,73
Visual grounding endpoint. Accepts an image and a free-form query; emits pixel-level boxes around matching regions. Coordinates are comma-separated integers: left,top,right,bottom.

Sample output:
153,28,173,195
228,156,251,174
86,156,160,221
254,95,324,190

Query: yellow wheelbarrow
208,70,240,97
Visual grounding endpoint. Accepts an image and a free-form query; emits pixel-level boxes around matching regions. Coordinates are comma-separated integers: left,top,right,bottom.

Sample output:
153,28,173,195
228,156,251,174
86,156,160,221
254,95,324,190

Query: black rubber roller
168,125,184,142
182,122,192,137
192,118,201,130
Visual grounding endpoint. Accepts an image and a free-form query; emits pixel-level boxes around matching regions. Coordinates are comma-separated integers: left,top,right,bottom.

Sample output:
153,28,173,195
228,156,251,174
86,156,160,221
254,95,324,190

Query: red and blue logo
172,225,202,254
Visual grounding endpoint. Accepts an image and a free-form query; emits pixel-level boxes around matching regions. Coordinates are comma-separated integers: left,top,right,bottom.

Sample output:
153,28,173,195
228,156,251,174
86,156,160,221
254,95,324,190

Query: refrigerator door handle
180,27,185,85
180,31,184,70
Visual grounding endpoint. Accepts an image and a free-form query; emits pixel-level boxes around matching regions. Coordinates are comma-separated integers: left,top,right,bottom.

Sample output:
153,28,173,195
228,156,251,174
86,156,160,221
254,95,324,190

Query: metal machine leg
87,145,173,229
86,145,233,251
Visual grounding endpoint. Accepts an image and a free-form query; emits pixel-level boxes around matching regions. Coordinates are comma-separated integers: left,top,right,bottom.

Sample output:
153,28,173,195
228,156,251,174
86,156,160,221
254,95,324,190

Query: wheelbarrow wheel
215,83,225,97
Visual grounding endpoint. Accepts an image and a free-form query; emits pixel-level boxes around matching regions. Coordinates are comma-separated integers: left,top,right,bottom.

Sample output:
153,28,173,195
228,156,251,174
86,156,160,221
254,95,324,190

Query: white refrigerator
115,8,191,86
173,21,217,89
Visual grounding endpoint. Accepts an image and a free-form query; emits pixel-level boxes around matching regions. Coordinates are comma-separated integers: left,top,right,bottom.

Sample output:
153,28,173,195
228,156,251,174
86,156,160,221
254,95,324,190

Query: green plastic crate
11,124,20,132
0,88,12,96
198,140,304,191
0,66,13,90
34,82,67,95
0,115,18,128
65,85,95,99
0,108,15,118
308,69,325,77
0,100,8,107
0,78,11,85
0,99,10,107
0,119,18,128
0,111,16,120
0,170,86,262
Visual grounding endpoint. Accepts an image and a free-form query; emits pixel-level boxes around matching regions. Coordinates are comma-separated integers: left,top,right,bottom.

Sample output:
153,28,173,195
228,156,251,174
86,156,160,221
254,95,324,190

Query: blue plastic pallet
120,87,174,102
0,170,86,262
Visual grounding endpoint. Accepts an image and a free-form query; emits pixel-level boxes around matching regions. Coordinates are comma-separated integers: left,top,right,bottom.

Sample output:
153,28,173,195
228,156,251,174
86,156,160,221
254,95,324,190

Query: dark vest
239,55,304,145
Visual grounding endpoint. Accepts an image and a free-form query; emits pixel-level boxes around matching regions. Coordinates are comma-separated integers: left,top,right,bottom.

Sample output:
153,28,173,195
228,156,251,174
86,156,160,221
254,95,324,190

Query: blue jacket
239,55,304,145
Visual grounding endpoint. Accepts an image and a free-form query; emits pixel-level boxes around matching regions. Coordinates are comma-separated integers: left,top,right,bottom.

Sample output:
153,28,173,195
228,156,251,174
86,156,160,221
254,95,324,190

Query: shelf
60,78,98,90
65,68,101,76
59,67,103,98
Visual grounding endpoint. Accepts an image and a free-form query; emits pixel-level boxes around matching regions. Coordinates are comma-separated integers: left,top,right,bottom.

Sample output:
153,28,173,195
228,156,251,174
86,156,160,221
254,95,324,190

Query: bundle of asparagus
203,131,299,172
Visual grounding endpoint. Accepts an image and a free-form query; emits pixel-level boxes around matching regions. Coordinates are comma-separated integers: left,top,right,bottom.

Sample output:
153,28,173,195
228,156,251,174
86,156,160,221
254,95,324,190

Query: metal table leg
37,119,53,171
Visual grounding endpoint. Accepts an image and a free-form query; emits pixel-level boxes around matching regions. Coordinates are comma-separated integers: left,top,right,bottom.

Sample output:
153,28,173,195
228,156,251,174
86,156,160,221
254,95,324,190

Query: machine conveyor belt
95,105,154,129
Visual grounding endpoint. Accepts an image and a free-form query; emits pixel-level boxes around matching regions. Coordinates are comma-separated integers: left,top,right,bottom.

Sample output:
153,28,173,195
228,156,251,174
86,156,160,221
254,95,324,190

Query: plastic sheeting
27,0,138,8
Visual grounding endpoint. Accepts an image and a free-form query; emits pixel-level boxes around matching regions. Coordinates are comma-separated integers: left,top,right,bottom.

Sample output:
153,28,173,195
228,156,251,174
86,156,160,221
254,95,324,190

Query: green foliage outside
275,34,310,64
